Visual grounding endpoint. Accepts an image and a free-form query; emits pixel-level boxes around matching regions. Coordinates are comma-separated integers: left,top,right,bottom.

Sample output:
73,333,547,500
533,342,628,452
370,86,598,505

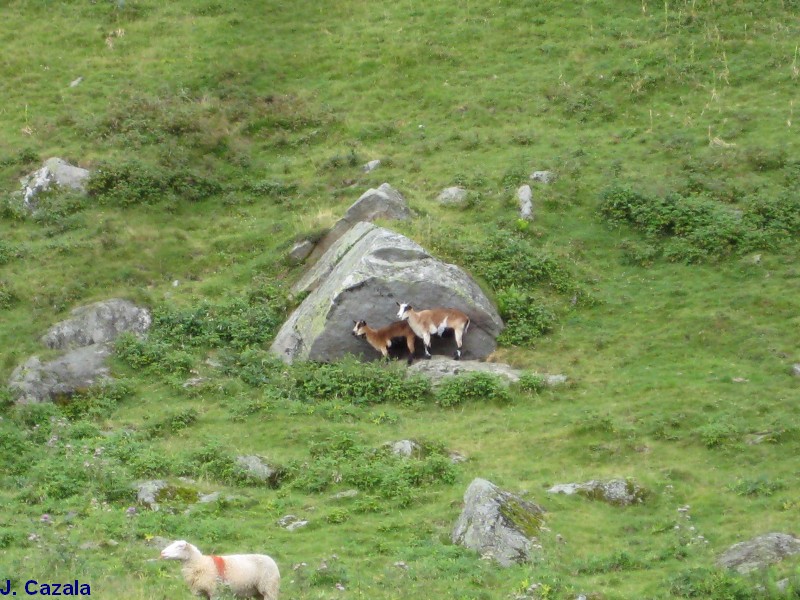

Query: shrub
518,373,547,394
87,160,222,206
496,288,556,346
599,183,800,262
696,421,740,448
668,567,753,599
0,280,19,310
290,359,431,406
286,432,456,504
58,380,134,421
436,373,511,407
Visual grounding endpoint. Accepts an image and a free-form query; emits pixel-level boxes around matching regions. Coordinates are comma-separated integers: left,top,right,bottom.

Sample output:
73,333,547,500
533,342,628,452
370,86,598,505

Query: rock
69,76,83,88
330,489,359,500
288,239,315,265
547,479,648,506
436,186,468,207
235,455,281,487
274,223,503,363
449,451,468,464
304,183,412,269
136,480,169,511
717,533,800,574
9,345,112,404
277,514,308,531
407,356,566,387
198,492,221,504
286,520,309,532
530,170,555,184
792,364,800,378
517,185,533,220
277,514,299,527
41,299,151,350
452,478,545,567
363,159,381,173
21,157,90,210
387,440,422,458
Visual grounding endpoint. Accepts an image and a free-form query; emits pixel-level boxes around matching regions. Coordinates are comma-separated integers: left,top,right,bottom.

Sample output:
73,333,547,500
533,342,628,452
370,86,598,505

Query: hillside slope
1,1,799,598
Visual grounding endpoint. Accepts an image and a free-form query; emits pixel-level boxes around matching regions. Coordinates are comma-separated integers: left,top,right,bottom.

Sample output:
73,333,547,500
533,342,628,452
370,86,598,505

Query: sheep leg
422,332,432,359
454,326,464,360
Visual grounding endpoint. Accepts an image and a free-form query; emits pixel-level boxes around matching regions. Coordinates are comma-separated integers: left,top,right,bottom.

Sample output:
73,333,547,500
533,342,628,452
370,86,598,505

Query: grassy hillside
1,1,799,598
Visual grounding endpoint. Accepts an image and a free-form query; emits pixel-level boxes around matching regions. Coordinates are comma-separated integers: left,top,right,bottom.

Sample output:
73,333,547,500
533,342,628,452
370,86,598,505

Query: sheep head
161,540,194,561
352,320,368,338
396,302,411,320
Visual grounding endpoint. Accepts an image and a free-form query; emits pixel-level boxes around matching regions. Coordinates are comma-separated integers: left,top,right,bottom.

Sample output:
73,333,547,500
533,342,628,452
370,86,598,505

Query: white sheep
161,540,280,600
396,302,471,360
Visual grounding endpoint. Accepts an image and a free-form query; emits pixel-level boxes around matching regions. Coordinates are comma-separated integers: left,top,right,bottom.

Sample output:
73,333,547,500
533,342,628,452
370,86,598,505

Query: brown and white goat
352,320,417,364
396,302,470,360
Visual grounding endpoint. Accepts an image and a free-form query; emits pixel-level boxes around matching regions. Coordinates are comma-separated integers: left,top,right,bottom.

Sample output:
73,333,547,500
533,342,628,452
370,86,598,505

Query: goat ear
353,320,357,325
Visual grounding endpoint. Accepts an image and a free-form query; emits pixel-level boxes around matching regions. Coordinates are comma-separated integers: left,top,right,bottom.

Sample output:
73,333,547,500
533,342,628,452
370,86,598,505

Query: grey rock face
436,186,468,207
452,478,545,567
304,183,412,269
41,299,151,350
274,223,503,363
408,356,566,387
517,185,533,220
9,345,113,404
21,157,90,210
530,170,555,184
236,455,281,487
547,479,647,506
717,533,800,574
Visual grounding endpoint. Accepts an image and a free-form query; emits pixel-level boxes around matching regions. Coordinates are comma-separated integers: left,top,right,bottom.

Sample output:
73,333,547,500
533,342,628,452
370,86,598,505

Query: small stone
198,492,221,504
363,159,381,173
288,240,315,264
394,561,408,570
792,364,800,378
436,186,468,207
530,170,555,184
517,185,533,221
70,76,83,87
330,489,359,500
286,520,309,532
335,583,345,591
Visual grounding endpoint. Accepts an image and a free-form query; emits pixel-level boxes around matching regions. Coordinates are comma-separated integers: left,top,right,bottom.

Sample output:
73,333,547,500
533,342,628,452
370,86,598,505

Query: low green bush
435,372,511,407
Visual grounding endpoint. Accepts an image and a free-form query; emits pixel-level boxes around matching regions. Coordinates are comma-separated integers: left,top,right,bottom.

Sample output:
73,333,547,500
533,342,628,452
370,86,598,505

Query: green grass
2,1,800,598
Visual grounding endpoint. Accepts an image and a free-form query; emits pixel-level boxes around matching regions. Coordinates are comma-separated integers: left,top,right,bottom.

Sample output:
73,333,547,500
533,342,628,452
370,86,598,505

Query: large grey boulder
21,157,90,210
304,183,412,269
41,299,151,350
717,533,800,574
547,479,648,506
452,478,545,567
9,345,113,404
273,223,503,363
408,356,567,387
